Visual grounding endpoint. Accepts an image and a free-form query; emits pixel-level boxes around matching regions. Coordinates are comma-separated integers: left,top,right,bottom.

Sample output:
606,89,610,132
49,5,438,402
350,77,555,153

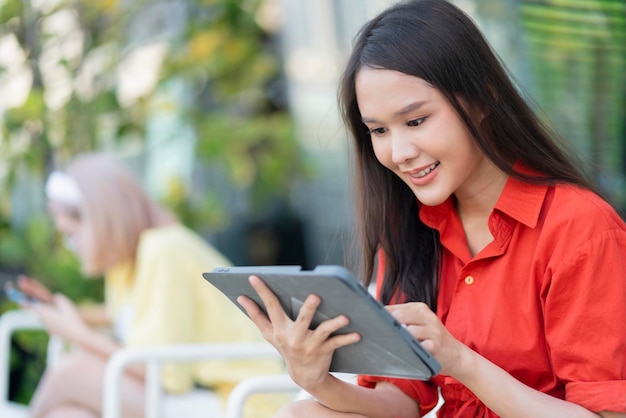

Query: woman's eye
367,127,387,136
407,117,426,127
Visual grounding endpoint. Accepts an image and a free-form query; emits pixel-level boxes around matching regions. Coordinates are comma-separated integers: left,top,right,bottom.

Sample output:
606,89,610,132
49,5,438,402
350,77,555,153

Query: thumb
52,293,73,310
31,298,54,317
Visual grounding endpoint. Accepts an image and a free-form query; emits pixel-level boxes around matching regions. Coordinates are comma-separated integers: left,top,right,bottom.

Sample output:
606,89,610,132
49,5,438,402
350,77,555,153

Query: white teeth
412,162,439,178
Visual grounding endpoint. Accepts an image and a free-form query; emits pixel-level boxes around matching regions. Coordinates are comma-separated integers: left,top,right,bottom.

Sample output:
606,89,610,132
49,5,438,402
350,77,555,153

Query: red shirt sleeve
543,229,626,413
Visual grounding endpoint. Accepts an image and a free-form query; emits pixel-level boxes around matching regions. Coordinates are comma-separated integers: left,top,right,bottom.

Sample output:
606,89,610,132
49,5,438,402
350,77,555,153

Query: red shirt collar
420,164,548,229
418,167,548,261
493,174,547,229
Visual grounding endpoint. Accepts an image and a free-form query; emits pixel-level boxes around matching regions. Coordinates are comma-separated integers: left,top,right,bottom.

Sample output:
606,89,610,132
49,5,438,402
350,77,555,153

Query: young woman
237,0,626,417
19,153,281,418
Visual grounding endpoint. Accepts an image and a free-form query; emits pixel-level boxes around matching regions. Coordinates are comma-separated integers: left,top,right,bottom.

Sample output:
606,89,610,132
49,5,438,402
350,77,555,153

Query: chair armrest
0,310,44,406
102,342,282,418
225,374,300,418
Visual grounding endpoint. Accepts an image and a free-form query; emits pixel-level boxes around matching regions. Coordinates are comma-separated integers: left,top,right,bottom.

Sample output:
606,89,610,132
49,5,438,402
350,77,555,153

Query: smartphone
3,282,38,305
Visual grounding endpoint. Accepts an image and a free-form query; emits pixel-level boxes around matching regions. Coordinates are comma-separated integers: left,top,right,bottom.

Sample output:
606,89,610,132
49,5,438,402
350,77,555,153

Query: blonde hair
63,153,175,275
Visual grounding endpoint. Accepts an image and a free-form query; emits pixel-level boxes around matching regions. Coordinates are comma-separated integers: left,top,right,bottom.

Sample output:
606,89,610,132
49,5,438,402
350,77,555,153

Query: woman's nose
391,132,420,165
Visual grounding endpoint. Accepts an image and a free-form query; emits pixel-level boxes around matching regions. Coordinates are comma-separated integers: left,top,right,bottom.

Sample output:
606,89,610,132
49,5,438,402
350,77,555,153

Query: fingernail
307,294,320,305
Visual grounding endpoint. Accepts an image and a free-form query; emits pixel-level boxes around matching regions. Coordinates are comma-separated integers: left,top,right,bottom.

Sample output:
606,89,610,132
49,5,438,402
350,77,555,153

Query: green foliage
161,0,306,209
0,0,304,403
0,0,303,284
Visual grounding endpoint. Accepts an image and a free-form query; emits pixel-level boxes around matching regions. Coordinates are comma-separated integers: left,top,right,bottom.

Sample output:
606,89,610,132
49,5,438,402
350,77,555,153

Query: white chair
226,374,301,418
103,342,281,418
0,309,283,418
0,310,54,418
1,310,442,418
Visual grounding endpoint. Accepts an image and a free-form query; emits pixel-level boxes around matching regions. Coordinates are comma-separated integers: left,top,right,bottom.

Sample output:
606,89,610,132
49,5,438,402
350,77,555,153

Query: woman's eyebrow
394,101,427,117
361,101,428,124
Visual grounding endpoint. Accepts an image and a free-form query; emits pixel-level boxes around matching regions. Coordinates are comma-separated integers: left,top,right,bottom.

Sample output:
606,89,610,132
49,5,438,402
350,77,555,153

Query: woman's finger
404,323,439,343
17,275,54,303
315,315,361,352
309,314,350,345
237,295,274,339
386,302,435,326
53,293,75,312
291,293,322,338
31,300,56,323
247,275,290,325
323,331,361,352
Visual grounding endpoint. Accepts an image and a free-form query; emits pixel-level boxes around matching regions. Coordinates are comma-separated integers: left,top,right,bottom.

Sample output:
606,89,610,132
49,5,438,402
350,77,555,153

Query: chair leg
0,310,44,417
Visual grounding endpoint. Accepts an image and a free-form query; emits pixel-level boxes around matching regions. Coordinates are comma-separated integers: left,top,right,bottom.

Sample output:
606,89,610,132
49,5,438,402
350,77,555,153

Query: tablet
202,265,440,380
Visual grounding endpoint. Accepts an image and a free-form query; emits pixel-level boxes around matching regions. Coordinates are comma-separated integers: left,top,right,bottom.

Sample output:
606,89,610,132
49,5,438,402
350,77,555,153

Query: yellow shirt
104,224,284,396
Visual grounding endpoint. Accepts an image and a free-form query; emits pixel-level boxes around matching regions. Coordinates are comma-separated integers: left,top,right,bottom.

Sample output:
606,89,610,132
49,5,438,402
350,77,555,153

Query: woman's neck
454,163,508,257
455,163,508,221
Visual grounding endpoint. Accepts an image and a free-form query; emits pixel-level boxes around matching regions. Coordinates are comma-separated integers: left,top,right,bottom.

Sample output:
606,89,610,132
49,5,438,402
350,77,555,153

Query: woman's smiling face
355,67,490,206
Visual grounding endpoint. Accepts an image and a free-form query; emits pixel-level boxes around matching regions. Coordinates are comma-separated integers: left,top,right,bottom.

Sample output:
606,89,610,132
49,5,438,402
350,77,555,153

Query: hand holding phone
16,275,54,304
4,282,39,306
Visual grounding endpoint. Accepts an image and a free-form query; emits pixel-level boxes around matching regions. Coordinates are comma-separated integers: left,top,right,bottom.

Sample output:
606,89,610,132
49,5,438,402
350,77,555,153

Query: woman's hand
17,275,54,304
237,275,361,393
32,294,93,344
386,302,469,378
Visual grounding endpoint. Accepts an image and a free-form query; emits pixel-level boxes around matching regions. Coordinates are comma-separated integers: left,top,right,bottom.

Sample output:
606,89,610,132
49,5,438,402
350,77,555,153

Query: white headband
45,170,82,206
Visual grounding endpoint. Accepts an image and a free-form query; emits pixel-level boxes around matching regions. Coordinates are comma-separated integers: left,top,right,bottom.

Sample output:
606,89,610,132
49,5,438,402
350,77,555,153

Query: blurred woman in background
19,152,280,418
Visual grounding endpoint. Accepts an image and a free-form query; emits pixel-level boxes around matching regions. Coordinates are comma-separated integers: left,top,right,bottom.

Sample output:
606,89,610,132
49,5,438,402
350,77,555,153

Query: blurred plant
0,0,304,403
156,0,310,230
0,0,305,285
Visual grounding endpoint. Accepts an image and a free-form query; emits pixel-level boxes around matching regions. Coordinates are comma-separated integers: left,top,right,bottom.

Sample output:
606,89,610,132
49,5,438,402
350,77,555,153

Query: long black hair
339,0,595,310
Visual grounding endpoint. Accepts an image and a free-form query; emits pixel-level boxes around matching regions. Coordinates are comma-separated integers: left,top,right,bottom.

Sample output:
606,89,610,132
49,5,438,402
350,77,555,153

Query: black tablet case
202,265,440,380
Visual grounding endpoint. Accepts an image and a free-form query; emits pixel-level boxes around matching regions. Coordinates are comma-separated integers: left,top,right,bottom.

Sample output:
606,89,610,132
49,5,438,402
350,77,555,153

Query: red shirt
358,176,626,417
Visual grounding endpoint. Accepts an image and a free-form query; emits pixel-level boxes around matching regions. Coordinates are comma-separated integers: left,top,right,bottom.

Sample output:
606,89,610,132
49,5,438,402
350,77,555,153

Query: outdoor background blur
0,0,624,405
